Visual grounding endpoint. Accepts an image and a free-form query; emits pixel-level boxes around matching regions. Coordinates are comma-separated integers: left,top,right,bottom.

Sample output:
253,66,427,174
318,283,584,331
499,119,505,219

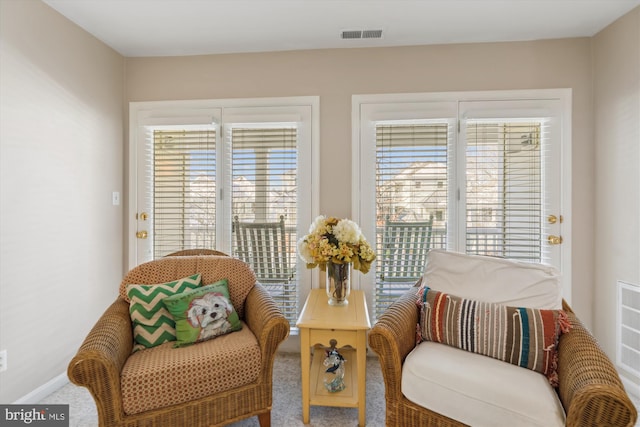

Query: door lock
548,235,563,245
547,215,563,224
136,231,148,239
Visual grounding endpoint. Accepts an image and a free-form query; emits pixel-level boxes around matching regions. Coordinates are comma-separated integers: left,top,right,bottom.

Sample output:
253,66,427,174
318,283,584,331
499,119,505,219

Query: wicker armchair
369,287,638,427
68,256,290,427
165,249,229,257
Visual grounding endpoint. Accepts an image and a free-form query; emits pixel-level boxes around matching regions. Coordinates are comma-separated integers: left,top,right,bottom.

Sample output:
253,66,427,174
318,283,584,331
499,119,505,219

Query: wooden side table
296,289,371,426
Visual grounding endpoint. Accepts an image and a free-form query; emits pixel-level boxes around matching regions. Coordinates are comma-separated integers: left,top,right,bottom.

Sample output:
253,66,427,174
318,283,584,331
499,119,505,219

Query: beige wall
126,37,596,327
593,6,640,385
0,0,124,402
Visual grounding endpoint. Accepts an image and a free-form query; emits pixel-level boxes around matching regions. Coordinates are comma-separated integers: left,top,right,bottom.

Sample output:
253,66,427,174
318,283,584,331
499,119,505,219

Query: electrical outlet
0,350,6,372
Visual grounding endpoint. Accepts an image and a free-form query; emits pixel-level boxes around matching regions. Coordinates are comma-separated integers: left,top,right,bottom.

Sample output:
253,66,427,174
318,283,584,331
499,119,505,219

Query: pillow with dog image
162,279,242,347
126,273,202,351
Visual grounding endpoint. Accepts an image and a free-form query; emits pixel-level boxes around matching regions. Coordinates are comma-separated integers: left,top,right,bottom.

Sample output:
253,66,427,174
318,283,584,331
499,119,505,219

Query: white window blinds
231,127,297,223
153,129,216,258
374,122,449,318
465,121,542,262
230,126,299,324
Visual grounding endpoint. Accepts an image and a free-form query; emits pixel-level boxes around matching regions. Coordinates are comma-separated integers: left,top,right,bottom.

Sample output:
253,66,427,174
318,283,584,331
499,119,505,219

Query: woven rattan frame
368,286,638,427
165,249,229,257
68,257,289,427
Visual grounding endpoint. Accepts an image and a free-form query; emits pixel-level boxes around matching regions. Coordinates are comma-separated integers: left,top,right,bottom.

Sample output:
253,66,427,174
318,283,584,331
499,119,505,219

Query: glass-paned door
356,93,569,321
131,99,318,332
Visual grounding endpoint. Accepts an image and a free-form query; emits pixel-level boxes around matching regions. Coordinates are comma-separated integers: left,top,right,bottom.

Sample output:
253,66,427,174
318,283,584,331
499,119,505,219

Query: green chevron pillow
126,273,202,351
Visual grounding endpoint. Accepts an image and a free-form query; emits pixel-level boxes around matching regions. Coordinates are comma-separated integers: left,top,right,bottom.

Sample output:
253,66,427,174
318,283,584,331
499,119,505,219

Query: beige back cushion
422,249,562,310
120,256,256,318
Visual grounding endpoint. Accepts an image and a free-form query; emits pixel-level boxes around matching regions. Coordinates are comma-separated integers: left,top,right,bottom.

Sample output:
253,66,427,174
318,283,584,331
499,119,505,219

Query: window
130,97,319,326
354,90,571,320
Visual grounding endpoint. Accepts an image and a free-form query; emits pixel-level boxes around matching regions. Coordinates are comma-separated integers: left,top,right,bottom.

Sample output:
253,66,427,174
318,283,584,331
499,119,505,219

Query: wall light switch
0,349,7,372
112,191,120,206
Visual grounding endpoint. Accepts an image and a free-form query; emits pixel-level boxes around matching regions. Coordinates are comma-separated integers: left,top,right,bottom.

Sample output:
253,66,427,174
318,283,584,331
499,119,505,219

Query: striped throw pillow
417,286,571,386
127,274,202,351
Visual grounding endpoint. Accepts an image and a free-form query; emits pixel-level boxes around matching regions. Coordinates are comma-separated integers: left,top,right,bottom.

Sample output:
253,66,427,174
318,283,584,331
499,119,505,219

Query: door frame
352,88,572,312
128,97,320,283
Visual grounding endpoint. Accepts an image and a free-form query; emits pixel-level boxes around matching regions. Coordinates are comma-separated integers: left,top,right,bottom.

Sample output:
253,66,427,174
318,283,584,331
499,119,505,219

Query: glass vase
326,261,351,306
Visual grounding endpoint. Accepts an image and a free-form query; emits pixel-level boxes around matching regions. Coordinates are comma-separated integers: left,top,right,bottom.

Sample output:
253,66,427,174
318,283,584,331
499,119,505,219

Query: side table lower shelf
309,347,358,408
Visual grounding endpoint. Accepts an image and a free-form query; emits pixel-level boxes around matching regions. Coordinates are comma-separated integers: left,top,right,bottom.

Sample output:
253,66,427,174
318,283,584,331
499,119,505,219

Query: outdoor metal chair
233,215,295,296
377,215,434,311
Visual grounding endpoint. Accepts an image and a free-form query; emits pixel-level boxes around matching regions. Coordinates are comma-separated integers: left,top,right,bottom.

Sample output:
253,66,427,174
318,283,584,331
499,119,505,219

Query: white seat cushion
402,342,566,427
423,249,563,309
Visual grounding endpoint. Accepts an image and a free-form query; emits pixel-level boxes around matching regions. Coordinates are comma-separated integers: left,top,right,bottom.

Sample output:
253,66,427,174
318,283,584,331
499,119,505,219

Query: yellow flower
298,215,376,274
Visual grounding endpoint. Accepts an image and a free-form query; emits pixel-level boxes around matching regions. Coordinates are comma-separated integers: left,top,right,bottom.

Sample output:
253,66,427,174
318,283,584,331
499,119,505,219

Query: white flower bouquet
298,215,376,274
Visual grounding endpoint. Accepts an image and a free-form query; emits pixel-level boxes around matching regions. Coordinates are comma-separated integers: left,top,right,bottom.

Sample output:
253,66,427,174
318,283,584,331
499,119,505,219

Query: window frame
129,97,320,325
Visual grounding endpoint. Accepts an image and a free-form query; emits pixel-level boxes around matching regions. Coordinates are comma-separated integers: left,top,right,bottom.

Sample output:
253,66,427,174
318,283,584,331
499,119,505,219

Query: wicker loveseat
68,256,290,427
369,251,638,427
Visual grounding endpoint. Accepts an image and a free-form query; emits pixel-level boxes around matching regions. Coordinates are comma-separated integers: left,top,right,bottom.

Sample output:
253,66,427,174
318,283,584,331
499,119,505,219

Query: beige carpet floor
39,352,387,427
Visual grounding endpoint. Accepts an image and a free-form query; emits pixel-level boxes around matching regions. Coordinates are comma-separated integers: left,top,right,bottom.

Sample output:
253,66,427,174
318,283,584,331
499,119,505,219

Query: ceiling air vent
363,29,383,39
341,30,363,39
341,29,383,40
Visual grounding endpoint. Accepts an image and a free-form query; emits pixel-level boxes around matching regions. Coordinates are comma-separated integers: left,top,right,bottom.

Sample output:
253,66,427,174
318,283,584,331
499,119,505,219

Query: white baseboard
621,374,640,400
13,372,69,404
278,332,300,353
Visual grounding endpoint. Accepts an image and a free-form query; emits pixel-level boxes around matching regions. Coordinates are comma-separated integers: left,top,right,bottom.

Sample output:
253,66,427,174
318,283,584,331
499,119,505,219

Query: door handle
548,235,563,245
136,231,148,239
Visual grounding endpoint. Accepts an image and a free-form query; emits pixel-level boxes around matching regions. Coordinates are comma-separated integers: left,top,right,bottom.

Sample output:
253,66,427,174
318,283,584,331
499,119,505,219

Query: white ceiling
43,0,640,57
